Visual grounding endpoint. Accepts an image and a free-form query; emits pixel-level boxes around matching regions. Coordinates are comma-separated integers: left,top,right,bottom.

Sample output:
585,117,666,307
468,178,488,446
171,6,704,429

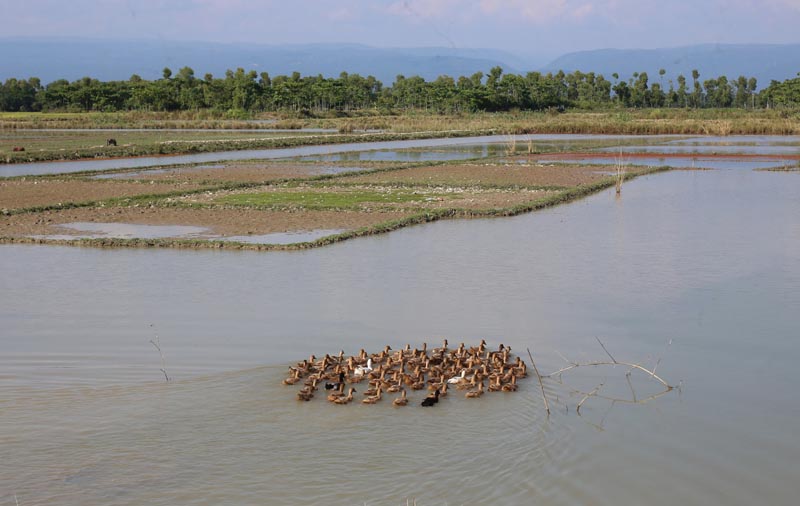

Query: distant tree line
1,65,799,113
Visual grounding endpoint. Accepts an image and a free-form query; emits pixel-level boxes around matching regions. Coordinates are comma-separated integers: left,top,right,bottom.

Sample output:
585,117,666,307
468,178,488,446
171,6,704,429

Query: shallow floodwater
2,138,800,506
533,156,791,170
0,134,670,177
28,222,345,245
602,143,800,155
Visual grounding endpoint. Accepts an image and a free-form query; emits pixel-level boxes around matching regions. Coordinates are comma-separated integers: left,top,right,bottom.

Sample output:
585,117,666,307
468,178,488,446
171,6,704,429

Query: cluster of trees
1,65,798,114
761,75,800,108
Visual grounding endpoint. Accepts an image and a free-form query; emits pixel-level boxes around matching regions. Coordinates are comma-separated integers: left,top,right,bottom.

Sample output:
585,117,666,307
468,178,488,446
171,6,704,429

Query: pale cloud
480,0,565,20
384,0,596,23
386,0,464,19
328,7,357,21
480,0,606,22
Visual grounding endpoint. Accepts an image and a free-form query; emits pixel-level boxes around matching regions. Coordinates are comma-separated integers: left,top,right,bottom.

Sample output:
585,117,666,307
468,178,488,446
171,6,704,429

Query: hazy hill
2,39,798,89
0,38,527,85
541,44,800,87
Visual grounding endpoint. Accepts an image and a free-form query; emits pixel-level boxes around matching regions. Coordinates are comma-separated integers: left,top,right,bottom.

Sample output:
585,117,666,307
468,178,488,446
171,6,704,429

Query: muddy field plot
100,161,384,184
1,206,413,240
1,159,637,248
341,162,612,188
0,178,210,210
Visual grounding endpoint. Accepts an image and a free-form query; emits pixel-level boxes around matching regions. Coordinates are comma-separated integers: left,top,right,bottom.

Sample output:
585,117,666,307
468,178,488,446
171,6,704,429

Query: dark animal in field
12,146,25,152
106,138,117,146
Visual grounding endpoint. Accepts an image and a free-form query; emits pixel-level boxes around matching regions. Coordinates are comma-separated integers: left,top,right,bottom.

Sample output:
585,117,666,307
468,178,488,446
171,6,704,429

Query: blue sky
4,0,800,59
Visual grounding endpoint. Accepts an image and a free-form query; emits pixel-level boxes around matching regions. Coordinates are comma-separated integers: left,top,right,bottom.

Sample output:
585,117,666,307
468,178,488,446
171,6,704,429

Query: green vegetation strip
216,189,459,209
0,167,669,251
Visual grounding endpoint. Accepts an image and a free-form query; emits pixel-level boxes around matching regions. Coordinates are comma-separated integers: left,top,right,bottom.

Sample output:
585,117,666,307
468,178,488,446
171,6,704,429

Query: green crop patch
215,189,457,209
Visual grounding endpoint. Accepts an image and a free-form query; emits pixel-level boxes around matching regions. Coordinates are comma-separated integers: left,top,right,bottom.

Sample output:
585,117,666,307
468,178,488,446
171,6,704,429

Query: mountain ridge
1,38,799,87
542,43,800,87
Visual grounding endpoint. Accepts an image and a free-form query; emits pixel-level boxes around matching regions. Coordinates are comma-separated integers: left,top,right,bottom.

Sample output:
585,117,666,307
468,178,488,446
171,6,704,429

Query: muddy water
27,222,345,245
0,134,671,177
2,146,800,505
532,156,790,170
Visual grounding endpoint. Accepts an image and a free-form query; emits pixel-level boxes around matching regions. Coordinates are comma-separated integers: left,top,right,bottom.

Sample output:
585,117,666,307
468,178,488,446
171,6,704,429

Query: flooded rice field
2,135,800,505
0,134,669,178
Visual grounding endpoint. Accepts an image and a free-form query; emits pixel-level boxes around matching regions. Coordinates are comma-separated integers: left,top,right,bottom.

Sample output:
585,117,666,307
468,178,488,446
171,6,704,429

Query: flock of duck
283,340,528,406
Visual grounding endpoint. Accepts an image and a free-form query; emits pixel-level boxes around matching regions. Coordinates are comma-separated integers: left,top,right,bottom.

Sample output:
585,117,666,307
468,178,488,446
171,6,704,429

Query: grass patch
216,188,457,209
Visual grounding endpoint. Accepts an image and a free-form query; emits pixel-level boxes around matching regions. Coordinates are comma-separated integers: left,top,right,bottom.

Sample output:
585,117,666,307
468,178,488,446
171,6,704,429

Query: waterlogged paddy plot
0,134,673,177
1,135,798,249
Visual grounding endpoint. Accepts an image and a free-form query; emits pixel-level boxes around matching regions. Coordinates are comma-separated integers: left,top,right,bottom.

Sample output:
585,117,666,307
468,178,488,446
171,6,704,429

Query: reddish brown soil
122,164,372,183
1,207,413,238
0,179,207,210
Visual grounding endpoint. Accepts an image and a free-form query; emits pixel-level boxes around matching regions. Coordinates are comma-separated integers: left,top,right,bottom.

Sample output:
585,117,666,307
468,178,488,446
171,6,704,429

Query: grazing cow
106,138,117,146
12,146,25,152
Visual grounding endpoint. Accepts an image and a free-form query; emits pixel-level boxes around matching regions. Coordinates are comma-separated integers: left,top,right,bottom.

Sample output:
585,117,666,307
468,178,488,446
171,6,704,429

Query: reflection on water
0,133,672,177
665,135,800,146
34,222,210,240
534,157,790,170
27,222,345,245
600,144,800,155
2,137,800,505
294,144,500,162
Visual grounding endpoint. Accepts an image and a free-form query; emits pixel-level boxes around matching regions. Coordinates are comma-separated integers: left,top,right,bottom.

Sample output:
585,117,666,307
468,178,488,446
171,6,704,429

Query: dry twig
149,324,170,382
577,382,604,413
527,347,550,415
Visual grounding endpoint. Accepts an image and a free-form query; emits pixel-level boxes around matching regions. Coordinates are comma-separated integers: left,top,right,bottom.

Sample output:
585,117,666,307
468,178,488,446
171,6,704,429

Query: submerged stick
149,324,170,382
595,336,618,363
577,382,604,414
545,360,671,389
625,371,638,402
527,347,550,415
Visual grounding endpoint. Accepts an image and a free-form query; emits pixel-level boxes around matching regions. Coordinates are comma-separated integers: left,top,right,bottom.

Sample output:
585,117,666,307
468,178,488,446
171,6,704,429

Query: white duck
447,369,467,384
353,358,373,377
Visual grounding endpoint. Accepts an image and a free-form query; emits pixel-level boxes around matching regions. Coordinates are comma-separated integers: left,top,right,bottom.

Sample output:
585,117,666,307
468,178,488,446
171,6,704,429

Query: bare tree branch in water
540,338,677,415
527,347,550,416
577,382,604,414
545,341,673,389
149,324,170,382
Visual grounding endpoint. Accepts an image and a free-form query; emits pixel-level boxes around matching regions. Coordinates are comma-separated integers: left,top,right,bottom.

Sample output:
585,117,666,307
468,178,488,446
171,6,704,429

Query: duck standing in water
325,371,346,390
447,369,466,385
282,369,301,385
327,383,346,402
297,379,317,401
393,389,409,406
421,389,440,407
362,387,383,404
465,381,484,398
333,387,357,405
353,358,373,377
